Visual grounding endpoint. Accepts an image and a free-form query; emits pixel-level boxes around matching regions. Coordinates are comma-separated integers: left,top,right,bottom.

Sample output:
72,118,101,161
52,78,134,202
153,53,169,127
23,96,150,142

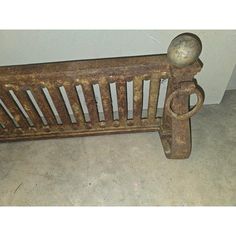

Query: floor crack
14,182,23,194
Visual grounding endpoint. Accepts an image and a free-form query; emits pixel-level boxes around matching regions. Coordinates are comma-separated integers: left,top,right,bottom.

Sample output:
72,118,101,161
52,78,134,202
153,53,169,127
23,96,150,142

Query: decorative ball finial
167,33,202,68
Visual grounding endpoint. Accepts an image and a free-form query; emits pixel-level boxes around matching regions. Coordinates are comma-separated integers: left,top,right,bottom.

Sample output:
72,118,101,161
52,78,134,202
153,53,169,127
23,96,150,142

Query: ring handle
166,84,204,120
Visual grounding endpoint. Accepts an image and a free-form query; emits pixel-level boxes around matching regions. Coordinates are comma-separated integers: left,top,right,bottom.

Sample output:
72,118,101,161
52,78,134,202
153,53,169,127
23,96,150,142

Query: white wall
0,30,235,105
227,65,236,90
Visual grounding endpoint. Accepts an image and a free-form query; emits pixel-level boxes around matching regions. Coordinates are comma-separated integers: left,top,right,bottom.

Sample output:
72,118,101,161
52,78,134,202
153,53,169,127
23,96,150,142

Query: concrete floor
0,90,235,206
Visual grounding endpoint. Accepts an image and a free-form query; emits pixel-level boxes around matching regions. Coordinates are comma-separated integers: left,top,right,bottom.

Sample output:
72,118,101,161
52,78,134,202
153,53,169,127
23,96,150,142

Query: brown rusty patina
0,33,204,159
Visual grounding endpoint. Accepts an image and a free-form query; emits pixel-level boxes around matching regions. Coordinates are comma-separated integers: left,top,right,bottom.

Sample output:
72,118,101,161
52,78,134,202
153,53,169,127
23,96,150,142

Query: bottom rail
0,124,161,142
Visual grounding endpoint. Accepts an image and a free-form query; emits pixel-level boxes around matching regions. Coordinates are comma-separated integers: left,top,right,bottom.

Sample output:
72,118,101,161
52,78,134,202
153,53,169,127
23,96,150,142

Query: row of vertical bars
0,78,168,130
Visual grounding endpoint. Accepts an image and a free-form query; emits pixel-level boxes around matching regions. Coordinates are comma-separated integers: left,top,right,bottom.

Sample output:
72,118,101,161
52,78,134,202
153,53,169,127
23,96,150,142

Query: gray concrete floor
0,90,235,206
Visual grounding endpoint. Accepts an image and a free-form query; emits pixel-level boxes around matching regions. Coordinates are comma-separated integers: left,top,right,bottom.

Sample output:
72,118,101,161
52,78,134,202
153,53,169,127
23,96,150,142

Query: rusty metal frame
0,34,204,159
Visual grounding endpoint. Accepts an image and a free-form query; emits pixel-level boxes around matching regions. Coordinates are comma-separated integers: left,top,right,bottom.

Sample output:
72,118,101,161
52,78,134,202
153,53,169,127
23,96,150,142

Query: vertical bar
0,86,28,129
141,80,150,118
59,86,77,124
98,77,113,126
81,80,99,127
75,84,91,122
0,103,7,129
148,75,161,121
92,84,105,121
0,98,20,128
9,90,34,127
126,80,134,120
156,78,168,117
133,77,143,125
42,87,63,125
30,86,55,126
109,82,119,120
16,88,44,129
26,90,48,126
62,83,85,128
116,78,127,126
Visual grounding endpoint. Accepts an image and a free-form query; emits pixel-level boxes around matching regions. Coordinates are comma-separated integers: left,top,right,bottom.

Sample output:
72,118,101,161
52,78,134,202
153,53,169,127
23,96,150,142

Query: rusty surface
160,63,203,159
0,33,204,159
165,80,204,120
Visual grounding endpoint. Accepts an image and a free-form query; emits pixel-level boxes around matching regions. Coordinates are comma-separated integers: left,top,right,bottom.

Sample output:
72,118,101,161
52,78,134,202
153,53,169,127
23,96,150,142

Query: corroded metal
0,33,204,159
165,80,204,120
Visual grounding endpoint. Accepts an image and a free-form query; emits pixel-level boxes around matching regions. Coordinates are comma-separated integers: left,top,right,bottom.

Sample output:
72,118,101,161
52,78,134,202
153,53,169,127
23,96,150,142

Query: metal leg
160,73,204,159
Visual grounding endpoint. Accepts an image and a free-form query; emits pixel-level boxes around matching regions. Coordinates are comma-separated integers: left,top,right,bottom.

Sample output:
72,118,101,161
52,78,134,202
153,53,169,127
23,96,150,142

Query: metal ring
166,85,204,120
